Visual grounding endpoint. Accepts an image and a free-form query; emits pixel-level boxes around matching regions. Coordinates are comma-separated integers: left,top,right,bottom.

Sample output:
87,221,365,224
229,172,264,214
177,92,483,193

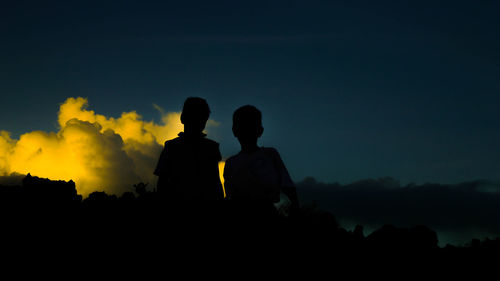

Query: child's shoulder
226,147,279,163
225,153,239,164
165,136,181,145
199,138,221,153
201,137,220,146
165,136,219,147
225,151,246,167
261,146,278,153
261,147,280,157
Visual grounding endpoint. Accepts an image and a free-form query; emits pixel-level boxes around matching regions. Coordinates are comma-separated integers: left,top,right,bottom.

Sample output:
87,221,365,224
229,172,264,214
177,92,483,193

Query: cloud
57,97,183,145
0,97,222,197
296,177,500,245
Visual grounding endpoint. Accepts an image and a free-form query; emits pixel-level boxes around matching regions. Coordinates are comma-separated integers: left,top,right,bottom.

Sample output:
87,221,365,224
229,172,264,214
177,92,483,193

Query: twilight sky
1,0,499,185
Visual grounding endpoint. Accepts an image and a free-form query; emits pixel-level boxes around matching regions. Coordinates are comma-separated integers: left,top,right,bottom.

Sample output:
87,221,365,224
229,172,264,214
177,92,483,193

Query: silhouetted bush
0,174,499,264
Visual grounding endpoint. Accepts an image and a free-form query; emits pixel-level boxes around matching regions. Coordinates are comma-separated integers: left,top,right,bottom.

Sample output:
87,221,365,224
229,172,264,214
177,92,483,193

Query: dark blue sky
1,0,499,184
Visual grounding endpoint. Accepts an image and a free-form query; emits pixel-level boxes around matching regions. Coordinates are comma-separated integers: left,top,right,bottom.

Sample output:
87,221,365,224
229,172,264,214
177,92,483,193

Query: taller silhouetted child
223,105,299,217
154,97,224,202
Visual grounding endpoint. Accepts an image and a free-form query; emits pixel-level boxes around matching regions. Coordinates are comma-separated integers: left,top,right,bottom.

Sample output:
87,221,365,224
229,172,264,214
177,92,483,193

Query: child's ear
257,126,264,137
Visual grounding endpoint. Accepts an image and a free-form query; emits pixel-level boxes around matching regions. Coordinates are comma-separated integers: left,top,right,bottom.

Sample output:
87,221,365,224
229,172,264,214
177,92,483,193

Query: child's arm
153,146,166,177
213,143,224,199
154,141,171,193
269,148,300,210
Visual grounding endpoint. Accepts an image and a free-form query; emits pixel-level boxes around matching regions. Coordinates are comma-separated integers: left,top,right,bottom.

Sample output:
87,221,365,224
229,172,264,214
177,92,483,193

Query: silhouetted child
223,105,299,217
154,97,224,203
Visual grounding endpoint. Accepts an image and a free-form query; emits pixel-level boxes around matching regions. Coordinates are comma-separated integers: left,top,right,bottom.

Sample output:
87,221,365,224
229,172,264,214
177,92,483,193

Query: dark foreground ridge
1,175,499,269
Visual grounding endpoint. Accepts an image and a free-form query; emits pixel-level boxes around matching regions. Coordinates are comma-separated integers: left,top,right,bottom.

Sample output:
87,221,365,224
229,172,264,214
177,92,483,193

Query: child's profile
223,105,299,216
154,97,224,202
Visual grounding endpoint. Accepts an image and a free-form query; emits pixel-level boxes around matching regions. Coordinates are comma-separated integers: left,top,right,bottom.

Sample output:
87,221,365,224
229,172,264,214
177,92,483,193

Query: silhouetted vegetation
297,177,500,246
1,174,499,265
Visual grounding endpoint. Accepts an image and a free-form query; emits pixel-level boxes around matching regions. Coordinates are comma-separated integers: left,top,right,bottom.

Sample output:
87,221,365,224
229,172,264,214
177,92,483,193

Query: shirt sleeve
269,148,295,188
269,148,300,209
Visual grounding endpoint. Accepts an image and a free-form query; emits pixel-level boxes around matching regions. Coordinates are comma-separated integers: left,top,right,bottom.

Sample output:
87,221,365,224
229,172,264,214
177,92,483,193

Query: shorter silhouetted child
223,105,299,217
154,97,224,202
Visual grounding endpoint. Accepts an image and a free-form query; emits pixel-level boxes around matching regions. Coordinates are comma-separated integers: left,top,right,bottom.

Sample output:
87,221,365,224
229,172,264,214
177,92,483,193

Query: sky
1,0,500,192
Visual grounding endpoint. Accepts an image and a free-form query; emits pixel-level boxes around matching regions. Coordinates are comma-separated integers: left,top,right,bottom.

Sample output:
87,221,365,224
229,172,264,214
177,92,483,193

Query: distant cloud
297,177,500,245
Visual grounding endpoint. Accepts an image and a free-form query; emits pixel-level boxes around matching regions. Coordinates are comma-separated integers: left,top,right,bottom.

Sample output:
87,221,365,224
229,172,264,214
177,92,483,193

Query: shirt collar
178,132,207,138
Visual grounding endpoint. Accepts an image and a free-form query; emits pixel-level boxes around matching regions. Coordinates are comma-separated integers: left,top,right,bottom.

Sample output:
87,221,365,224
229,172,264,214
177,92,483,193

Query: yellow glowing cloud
0,97,224,197
219,161,226,197
57,97,182,145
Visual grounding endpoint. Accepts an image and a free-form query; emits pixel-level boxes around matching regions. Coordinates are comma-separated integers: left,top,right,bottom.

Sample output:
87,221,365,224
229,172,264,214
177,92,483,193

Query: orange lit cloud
0,97,223,197
219,161,226,197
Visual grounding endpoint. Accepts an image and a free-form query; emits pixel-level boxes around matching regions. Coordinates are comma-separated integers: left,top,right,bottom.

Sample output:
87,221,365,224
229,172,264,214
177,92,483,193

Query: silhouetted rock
23,173,82,204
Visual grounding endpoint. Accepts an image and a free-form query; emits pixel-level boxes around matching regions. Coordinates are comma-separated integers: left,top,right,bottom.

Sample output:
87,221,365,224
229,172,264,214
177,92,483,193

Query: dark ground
1,175,499,274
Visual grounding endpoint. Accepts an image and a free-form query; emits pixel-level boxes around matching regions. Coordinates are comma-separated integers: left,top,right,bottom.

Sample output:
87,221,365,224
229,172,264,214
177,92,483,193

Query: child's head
232,105,263,146
181,97,210,134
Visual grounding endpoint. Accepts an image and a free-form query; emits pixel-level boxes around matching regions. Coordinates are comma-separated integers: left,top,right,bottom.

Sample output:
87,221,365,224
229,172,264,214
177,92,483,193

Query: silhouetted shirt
154,132,223,201
223,147,296,206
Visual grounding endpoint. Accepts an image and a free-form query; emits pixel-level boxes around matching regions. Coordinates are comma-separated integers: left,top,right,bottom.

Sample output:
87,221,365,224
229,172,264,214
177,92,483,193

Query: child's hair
232,105,263,138
181,97,211,122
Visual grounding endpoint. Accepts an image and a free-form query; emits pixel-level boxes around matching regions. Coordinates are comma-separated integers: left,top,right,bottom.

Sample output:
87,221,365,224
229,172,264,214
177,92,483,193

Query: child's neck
183,127,204,137
240,143,260,154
